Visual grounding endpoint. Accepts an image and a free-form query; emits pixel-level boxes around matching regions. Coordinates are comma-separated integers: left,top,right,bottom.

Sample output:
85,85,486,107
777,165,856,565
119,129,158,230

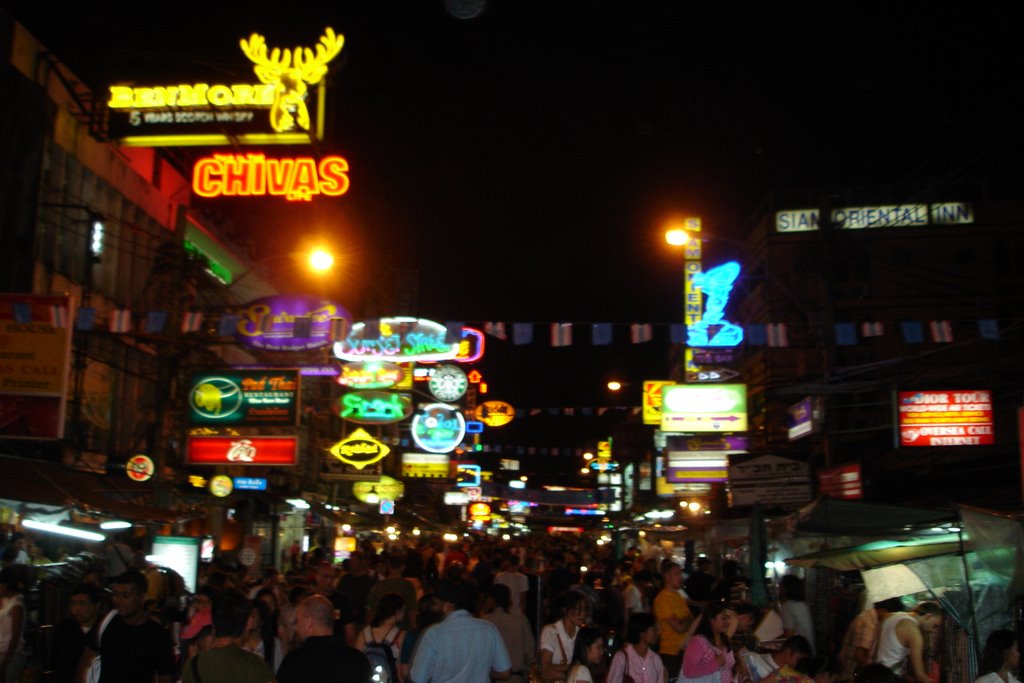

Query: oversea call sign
187,370,299,427
898,390,994,447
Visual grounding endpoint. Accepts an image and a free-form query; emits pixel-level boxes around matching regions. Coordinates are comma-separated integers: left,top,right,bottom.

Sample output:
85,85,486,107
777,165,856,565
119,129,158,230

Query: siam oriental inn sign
105,28,343,146
193,154,350,202
234,295,351,352
334,318,461,363
775,203,974,233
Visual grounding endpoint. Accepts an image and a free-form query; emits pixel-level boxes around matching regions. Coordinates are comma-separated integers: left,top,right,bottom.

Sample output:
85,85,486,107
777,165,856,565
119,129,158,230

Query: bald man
276,595,371,683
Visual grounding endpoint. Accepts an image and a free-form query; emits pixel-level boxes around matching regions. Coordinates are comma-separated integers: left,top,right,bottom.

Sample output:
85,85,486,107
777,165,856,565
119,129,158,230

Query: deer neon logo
240,27,345,134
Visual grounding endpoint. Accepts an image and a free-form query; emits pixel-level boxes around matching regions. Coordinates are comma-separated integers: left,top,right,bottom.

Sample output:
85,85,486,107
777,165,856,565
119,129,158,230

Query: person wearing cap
408,579,511,683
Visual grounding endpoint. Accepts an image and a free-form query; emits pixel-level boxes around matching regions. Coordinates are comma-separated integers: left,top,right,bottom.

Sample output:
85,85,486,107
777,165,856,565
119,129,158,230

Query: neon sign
333,318,460,362
475,401,515,427
339,391,413,425
106,28,343,147
235,295,351,351
329,428,390,469
686,261,744,347
337,361,403,389
412,403,466,454
193,154,350,201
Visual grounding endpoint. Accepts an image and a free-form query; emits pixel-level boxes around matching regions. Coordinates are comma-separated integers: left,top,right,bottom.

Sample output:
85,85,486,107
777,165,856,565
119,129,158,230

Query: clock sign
428,365,468,402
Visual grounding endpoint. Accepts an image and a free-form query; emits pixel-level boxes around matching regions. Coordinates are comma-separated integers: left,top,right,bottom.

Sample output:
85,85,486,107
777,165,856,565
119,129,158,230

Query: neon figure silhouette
687,261,744,347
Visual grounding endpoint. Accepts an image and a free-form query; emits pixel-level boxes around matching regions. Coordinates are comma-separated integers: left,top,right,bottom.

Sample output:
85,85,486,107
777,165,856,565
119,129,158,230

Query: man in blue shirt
409,580,511,683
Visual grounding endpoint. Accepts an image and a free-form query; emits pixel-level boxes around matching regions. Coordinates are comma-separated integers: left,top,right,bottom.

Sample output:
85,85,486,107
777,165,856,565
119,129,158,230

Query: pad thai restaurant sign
106,27,343,146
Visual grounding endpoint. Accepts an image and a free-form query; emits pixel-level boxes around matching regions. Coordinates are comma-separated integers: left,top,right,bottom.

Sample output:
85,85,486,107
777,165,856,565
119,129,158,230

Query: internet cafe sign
775,203,974,233
105,28,343,146
187,369,299,427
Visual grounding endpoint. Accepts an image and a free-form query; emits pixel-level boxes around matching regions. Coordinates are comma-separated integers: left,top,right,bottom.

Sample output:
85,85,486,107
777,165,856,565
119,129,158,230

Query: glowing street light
607,380,623,392
665,227,691,246
308,247,335,273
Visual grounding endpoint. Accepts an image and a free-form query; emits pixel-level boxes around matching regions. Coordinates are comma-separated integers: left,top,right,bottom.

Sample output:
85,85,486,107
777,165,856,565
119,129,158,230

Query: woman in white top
607,612,667,683
975,629,1021,683
566,627,606,683
0,568,26,683
539,591,591,681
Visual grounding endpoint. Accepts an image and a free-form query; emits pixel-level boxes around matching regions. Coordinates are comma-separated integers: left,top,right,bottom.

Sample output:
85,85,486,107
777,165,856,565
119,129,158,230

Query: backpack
363,625,401,683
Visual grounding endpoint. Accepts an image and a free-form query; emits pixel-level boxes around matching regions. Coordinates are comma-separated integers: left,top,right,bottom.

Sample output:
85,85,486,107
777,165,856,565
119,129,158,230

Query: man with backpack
277,595,371,683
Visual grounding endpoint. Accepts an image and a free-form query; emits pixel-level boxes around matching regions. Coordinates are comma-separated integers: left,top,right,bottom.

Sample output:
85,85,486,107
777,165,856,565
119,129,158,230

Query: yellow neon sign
108,84,275,109
240,27,344,133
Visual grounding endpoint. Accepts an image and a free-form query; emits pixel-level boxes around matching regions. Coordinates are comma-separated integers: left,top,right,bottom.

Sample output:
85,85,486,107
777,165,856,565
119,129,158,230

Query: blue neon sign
687,261,744,347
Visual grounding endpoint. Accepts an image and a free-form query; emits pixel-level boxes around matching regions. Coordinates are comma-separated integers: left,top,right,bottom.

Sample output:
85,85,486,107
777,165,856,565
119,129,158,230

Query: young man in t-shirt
92,570,175,683
181,588,275,683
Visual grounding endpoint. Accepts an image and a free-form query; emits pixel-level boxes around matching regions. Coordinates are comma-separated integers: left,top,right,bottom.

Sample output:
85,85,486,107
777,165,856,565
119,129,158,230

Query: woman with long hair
566,627,606,683
539,591,592,681
976,629,1021,683
244,598,285,673
607,612,666,683
680,603,737,683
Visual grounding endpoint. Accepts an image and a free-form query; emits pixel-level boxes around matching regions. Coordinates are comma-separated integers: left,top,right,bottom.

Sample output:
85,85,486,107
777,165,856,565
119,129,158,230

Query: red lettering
318,156,350,196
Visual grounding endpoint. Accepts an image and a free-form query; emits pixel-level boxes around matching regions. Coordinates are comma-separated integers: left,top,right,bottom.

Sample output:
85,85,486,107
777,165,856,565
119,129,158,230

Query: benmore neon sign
193,154,350,201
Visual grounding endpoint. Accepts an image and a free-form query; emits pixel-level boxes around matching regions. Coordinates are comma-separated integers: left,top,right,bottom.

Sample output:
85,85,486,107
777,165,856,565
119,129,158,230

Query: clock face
428,365,468,402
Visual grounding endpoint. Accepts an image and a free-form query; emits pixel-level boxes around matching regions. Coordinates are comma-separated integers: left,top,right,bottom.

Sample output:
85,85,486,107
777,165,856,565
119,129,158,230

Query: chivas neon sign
193,154,349,201
687,261,744,347
334,318,461,363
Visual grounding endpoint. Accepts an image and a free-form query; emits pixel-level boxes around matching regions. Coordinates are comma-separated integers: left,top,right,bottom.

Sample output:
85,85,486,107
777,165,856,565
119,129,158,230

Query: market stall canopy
0,455,183,524
785,534,963,571
791,498,958,536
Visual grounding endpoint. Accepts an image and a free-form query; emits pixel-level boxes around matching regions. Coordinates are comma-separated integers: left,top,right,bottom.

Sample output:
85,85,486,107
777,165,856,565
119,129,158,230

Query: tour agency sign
105,27,343,146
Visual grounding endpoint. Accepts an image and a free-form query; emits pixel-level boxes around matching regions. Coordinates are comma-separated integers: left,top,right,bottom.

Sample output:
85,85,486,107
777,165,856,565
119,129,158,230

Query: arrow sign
686,367,740,383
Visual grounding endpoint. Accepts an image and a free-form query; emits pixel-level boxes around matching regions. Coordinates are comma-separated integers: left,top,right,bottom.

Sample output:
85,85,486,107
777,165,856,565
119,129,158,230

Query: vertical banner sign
0,294,74,439
683,217,703,375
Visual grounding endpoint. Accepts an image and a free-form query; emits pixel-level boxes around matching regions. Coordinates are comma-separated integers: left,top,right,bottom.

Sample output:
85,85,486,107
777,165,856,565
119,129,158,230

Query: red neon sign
193,153,349,201
186,436,298,465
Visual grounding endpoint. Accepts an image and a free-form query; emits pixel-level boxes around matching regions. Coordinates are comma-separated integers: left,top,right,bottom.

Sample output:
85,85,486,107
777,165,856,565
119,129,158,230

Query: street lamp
308,247,335,274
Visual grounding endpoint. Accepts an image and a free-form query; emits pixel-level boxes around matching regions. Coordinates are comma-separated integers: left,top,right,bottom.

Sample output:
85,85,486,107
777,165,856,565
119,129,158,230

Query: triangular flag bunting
181,311,203,333
978,319,1000,341
484,322,507,340
766,323,788,347
861,322,884,338
835,322,857,346
929,320,953,343
110,308,132,333
219,314,241,337
513,323,533,345
901,321,924,344
144,310,167,334
591,323,612,346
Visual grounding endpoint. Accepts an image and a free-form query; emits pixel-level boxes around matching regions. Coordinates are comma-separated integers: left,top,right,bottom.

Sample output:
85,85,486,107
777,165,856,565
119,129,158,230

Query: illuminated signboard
233,477,268,491
642,380,674,425
444,491,470,506
337,361,403,389
661,384,747,433
125,455,155,482
106,28,343,146
469,502,491,518
0,294,74,440
333,318,460,363
329,428,391,469
412,403,467,453
187,370,299,427
666,453,729,483
428,365,468,402
234,295,351,352
353,476,404,503
186,436,298,465
401,452,450,478
666,434,748,453
817,463,863,500
475,401,515,427
687,261,743,347
455,463,482,487
898,390,994,447
193,154,349,201
339,391,413,425
565,508,605,516
775,203,974,233
422,327,485,364
209,475,233,497
788,397,818,441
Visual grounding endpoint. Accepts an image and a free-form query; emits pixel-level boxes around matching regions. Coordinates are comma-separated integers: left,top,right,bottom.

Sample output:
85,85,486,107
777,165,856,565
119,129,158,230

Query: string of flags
16,305,1008,346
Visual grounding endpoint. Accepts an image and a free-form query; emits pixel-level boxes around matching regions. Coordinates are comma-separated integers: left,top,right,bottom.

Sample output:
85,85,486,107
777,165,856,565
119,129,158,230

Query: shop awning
791,497,958,536
785,534,964,571
0,455,184,524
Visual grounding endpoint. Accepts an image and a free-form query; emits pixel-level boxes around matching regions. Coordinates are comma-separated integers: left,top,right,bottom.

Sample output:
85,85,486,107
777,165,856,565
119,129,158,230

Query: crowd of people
0,529,1016,682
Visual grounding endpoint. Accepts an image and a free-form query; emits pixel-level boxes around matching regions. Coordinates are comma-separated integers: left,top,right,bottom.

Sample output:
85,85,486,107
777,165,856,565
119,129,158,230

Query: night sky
5,1,1022,432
